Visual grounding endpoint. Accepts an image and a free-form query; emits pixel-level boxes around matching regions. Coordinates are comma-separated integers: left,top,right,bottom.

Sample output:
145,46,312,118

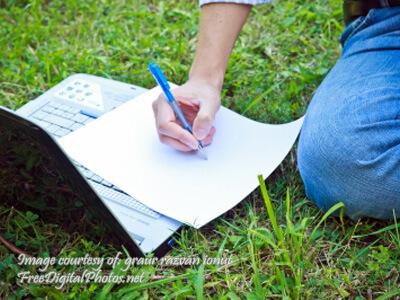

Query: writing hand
152,79,220,151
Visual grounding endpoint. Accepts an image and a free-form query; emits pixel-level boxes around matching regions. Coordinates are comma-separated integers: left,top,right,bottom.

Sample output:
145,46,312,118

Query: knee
297,116,400,220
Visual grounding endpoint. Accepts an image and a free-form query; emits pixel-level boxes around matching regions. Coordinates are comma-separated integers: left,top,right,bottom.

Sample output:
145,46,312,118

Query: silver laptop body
6,73,182,256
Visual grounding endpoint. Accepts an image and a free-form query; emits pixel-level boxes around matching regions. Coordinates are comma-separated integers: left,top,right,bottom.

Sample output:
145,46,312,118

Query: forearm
189,3,252,91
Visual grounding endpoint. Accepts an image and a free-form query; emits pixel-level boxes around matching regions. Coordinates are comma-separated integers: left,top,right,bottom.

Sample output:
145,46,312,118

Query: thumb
193,101,219,140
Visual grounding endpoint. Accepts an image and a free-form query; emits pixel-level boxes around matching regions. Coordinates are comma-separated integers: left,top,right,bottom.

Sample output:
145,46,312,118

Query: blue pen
149,63,207,159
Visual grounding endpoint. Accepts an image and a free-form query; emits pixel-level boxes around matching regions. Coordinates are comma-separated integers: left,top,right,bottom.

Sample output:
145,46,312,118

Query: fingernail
184,140,197,150
196,129,207,140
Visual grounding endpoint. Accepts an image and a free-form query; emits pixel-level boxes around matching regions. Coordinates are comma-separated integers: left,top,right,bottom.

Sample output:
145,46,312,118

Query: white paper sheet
59,86,304,228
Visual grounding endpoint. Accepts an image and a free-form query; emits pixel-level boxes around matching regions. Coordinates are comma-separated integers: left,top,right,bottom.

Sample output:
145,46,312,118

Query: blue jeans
297,7,400,220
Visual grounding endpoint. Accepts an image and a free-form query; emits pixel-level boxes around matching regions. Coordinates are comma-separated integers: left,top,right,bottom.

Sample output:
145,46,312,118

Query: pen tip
198,146,208,160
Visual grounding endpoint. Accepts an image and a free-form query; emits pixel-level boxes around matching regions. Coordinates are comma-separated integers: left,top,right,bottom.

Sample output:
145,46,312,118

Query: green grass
1,0,400,299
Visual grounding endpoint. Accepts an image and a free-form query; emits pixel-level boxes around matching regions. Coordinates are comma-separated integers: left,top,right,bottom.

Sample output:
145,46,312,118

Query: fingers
159,135,196,152
192,100,220,140
153,96,197,148
152,88,219,152
153,94,217,151
159,127,216,152
159,120,199,150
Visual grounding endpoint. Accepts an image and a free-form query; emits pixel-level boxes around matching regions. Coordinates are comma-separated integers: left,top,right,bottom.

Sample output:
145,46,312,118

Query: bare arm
152,4,252,151
190,3,252,90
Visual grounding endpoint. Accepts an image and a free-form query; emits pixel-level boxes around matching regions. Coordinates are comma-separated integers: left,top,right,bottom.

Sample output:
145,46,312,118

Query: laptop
0,73,182,257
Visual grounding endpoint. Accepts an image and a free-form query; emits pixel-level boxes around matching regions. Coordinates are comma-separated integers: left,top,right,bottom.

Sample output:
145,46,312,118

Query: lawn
1,0,400,299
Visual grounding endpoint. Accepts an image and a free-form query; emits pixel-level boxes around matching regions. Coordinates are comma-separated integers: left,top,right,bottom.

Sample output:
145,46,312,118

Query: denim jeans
297,7,400,220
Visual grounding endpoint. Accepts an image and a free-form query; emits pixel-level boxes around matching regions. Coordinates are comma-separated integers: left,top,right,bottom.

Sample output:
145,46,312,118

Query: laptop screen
0,107,143,257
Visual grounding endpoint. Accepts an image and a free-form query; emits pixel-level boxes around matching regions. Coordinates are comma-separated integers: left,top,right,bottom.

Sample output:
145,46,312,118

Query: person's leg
298,7,400,220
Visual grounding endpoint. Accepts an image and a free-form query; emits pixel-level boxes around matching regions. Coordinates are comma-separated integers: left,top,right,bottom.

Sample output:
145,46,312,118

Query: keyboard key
101,180,113,188
112,186,124,193
82,169,94,179
61,111,74,119
53,128,71,137
32,119,51,129
91,174,103,183
72,160,82,167
67,107,81,114
42,106,56,114
77,165,86,172
45,114,75,128
48,102,62,108
32,111,50,120
70,122,83,131
59,104,73,111
72,114,89,124
53,109,64,116
83,118,94,125
47,124,61,134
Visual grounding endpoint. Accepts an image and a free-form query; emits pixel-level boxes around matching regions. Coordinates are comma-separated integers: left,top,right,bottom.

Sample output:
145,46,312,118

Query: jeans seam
345,9,376,43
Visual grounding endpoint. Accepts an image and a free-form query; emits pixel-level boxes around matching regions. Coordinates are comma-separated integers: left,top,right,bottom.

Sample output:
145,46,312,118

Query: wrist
188,64,225,91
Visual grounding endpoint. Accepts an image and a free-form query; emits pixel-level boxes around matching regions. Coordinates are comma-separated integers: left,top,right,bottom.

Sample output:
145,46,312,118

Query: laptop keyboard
89,181,162,219
29,100,161,220
30,101,90,138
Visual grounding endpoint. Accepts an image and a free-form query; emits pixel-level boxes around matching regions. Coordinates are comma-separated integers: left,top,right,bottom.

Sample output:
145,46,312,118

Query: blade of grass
258,175,282,241
375,289,400,300
195,263,205,300
308,202,345,243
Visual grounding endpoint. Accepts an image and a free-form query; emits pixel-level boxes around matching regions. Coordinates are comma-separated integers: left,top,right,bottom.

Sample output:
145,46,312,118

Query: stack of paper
59,86,303,228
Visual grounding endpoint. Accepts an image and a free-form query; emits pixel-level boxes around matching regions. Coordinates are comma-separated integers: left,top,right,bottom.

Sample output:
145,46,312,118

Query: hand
152,79,221,151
